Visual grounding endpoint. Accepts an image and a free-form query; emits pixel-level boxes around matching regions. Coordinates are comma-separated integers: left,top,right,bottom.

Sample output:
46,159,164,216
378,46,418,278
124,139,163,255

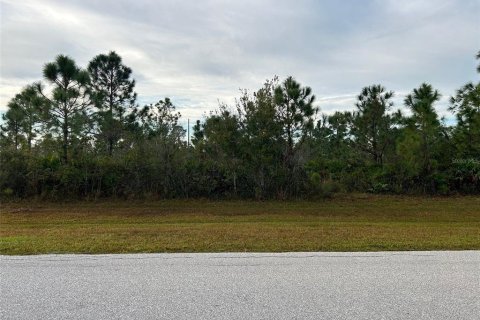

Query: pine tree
88,51,137,155
38,55,91,163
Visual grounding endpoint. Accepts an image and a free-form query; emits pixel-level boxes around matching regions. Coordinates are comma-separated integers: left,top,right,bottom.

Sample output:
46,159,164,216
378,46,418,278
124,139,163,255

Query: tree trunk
233,170,237,196
62,114,69,164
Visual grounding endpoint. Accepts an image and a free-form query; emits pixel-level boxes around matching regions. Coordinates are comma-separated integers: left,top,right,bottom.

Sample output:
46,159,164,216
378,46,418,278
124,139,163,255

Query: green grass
1,195,479,254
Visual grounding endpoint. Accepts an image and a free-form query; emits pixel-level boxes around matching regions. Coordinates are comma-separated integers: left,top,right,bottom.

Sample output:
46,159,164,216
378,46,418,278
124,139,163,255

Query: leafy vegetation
1,51,479,199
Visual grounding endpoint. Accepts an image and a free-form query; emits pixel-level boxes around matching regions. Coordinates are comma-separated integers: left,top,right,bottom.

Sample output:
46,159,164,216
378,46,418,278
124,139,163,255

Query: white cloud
1,0,478,124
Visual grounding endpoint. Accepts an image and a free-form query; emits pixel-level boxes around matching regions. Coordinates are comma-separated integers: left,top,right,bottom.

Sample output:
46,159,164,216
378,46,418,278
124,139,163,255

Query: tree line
1,51,479,199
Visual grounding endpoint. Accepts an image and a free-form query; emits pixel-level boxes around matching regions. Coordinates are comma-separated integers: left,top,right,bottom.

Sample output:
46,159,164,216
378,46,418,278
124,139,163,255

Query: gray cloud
1,0,479,121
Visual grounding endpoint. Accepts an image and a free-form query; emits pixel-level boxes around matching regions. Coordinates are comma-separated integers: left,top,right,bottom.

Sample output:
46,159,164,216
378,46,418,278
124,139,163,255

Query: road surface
1,251,479,319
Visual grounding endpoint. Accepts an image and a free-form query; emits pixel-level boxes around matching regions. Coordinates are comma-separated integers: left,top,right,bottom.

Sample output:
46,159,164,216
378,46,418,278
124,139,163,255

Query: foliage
88,51,137,156
38,55,91,163
1,51,479,199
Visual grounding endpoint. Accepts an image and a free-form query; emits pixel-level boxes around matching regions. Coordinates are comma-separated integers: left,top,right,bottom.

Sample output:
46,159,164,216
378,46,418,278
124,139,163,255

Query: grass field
1,195,479,255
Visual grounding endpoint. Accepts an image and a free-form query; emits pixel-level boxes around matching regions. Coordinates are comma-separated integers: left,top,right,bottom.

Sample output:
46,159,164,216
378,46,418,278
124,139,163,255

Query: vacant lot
1,195,479,254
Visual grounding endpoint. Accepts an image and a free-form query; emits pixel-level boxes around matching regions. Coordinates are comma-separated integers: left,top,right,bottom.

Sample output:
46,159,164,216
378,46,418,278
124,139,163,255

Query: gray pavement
1,251,479,319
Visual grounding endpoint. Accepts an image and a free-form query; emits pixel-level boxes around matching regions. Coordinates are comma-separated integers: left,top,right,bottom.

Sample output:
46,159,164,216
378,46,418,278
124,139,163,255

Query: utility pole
187,118,190,146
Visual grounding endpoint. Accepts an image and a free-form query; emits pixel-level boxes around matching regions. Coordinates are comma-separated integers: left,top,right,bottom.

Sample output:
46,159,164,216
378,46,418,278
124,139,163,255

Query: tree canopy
1,51,479,199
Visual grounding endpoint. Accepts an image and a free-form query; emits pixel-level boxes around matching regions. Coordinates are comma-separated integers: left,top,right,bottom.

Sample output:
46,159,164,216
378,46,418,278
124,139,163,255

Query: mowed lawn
1,195,479,254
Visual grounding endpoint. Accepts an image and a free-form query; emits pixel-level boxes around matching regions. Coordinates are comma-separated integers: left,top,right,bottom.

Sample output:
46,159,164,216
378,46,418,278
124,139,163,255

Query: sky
1,0,479,126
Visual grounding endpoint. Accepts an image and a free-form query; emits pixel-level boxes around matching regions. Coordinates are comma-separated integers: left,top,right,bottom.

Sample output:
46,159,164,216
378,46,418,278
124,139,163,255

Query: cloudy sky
1,0,479,125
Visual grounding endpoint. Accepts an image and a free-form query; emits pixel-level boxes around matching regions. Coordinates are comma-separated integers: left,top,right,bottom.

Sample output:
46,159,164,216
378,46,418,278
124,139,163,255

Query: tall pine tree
88,51,137,155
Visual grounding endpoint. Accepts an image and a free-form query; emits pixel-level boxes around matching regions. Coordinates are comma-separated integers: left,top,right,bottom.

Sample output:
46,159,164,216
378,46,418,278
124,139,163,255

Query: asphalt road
1,251,479,319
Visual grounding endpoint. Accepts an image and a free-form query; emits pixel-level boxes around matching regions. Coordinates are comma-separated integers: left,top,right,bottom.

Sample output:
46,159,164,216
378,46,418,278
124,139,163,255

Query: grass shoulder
1,195,479,254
